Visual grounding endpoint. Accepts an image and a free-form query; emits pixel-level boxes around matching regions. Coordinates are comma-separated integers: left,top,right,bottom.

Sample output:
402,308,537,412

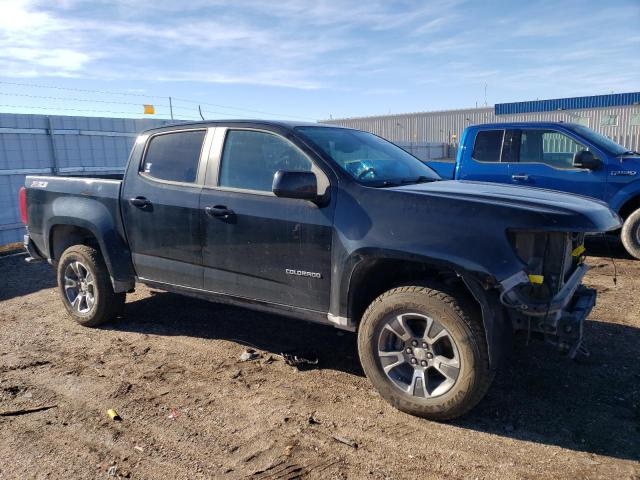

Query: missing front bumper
509,285,596,358
501,264,596,358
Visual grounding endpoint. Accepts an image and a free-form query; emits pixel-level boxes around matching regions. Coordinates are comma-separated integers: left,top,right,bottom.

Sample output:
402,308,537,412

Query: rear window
472,130,504,162
142,130,206,183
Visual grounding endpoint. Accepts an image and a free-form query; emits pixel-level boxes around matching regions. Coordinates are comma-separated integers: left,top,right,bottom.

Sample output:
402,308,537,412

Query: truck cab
427,122,640,258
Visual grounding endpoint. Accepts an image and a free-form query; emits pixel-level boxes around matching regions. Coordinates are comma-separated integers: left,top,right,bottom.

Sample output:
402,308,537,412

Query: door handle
129,196,151,209
511,174,529,181
205,205,234,218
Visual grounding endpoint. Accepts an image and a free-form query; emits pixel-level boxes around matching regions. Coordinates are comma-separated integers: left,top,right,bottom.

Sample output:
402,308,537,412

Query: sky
0,0,638,121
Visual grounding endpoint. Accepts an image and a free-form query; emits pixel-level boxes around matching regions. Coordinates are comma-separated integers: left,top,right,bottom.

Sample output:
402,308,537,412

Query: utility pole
169,97,174,120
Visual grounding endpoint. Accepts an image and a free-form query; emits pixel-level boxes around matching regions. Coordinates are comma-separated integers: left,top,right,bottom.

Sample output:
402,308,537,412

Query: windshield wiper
369,180,401,188
399,176,436,185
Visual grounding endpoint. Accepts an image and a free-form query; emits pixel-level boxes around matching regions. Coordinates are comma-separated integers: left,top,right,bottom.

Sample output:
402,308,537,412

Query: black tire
357,283,493,420
621,208,640,260
57,245,125,327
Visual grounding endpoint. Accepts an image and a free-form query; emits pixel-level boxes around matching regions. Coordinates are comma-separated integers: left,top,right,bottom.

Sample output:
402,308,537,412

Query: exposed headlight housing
507,230,585,301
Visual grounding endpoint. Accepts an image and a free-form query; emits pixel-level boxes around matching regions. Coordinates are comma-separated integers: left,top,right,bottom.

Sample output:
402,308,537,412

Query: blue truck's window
142,130,206,183
219,130,312,192
518,129,587,169
472,130,504,162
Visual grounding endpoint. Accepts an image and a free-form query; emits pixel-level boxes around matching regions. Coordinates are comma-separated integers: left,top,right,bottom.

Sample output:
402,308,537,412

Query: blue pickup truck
426,122,640,258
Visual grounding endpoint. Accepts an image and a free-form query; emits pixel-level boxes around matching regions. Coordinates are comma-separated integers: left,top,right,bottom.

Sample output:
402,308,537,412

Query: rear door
121,128,211,288
507,128,606,198
199,127,335,312
457,129,513,183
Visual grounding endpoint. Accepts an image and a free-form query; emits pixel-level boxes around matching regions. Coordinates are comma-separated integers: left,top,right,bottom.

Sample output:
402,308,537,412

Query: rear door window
472,130,504,162
142,130,206,183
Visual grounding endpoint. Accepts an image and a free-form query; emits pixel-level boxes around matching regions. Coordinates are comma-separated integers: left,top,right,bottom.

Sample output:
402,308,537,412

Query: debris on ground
107,465,118,476
262,355,276,365
239,349,260,362
280,351,319,370
331,435,358,449
168,407,180,420
308,414,321,425
106,409,121,421
133,446,144,453
0,405,57,417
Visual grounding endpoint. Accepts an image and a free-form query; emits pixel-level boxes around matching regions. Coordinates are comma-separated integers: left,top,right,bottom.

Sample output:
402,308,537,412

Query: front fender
45,196,134,292
334,249,507,369
608,179,640,213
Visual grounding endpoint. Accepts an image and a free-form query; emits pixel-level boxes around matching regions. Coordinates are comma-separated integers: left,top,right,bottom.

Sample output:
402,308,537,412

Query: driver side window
519,129,588,169
219,130,312,192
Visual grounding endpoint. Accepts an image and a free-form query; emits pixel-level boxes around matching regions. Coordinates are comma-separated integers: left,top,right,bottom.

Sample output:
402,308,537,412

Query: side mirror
573,150,602,170
272,170,318,200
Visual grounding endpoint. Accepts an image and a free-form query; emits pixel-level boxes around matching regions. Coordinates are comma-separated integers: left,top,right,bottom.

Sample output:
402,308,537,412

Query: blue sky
0,0,638,121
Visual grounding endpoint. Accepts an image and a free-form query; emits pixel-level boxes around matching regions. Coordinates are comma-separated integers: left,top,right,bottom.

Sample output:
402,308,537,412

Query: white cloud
0,0,637,102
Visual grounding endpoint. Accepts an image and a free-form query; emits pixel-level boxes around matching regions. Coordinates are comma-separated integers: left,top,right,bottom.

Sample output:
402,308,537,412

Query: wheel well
49,225,100,263
348,258,480,325
619,195,640,221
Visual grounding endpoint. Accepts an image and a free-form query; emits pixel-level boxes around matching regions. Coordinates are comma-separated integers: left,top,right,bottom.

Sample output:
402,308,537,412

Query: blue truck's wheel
357,283,493,420
621,209,640,260
56,245,125,327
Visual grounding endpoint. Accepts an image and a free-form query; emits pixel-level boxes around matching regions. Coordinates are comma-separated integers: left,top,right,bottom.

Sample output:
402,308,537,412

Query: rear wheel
57,245,125,327
621,208,640,260
358,284,493,420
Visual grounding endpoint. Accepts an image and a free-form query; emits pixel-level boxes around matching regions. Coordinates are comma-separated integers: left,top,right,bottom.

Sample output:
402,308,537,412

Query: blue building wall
495,92,640,115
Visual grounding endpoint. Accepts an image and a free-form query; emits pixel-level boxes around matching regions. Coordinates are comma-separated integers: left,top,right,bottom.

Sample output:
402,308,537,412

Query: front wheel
621,208,640,260
57,245,125,327
358,284,493,420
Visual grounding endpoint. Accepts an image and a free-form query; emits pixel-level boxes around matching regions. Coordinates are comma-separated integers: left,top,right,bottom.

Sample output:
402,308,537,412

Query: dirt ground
0,238,638,480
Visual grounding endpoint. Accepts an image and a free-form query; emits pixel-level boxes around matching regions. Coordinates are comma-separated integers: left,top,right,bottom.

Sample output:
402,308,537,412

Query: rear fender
46,196,135,292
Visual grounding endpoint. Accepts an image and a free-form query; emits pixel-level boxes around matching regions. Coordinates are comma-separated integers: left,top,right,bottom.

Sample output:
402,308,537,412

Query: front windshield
568,124,631,156
295,126,441,186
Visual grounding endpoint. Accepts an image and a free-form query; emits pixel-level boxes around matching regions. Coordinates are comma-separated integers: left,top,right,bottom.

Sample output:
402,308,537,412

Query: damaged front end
500,231,595,357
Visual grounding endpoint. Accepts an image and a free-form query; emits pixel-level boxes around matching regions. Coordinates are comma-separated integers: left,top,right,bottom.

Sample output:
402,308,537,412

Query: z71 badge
30,180,48,188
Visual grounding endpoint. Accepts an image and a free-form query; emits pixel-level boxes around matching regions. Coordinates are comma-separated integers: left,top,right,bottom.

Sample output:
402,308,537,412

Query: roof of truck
142,119,339,133
467,121,583,129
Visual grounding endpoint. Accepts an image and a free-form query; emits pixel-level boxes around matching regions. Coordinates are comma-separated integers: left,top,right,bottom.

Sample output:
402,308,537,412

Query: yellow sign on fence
143,104,155,115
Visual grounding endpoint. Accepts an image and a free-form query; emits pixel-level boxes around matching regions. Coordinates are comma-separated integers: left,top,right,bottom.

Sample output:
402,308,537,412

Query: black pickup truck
20,121,621,419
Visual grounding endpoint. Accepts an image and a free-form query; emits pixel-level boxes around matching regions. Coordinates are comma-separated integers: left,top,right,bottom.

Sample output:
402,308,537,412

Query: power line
0,92,260,119
0,79,318,121
0,91,172,108
0,80,167,99
0,103,192,119
171,96,317,121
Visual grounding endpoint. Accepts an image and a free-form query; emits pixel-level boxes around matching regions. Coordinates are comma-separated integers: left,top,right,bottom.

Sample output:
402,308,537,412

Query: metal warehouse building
325,92,640,153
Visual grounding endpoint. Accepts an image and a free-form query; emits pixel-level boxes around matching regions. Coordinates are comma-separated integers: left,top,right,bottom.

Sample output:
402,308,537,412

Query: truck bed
24,174,125,262
425,159,456,179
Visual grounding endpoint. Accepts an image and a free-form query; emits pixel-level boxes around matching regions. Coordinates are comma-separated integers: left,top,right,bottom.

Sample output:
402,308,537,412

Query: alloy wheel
63,261,96,314
377,312,460,398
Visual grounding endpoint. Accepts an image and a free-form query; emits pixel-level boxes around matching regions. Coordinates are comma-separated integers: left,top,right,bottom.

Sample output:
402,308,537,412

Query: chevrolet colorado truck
426,122,640,258
20,121,621,419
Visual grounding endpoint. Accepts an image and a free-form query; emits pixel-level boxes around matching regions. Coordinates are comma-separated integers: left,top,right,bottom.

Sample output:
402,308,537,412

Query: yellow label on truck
528,274,544,284
572,244,586,257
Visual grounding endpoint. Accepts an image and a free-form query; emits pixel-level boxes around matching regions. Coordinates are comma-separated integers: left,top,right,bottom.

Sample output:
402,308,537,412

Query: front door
507,128,606,199
199,128,334,312
121,128,209,288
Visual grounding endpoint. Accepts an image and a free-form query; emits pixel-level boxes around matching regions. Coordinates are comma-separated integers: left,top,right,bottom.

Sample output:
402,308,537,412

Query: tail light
19,186,28,224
